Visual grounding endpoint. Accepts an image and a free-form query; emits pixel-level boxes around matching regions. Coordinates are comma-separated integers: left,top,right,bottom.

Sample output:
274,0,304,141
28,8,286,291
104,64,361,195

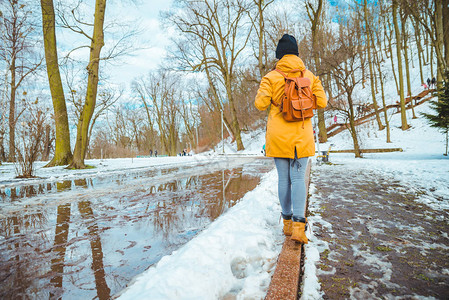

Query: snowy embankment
118,170,283,299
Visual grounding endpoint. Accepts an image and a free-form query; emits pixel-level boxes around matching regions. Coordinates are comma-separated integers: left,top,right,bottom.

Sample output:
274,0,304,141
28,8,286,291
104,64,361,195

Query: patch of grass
344,261,354,267
416,273,433,282
318,263,332,271
376,245,393,252
321,249,330,260
67,165,96,170
332,277,346,282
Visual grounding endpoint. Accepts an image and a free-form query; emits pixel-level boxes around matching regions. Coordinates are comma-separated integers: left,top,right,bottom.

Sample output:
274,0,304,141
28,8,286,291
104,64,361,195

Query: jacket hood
276,55,306,73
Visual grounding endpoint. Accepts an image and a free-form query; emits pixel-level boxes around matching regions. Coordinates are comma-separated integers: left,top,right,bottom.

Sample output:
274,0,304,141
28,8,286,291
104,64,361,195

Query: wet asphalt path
309,164,449,299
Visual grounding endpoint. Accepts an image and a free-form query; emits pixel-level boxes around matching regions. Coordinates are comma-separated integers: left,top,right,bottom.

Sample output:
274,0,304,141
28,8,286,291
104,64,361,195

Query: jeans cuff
293,216,306,223
281,213,292,220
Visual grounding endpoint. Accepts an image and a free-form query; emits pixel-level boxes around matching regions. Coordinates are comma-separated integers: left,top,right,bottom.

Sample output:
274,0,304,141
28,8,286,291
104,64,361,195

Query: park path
308,163,449,299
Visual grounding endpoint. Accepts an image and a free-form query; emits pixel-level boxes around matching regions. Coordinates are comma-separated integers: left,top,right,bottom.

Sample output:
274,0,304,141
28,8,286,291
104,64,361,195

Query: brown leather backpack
271,69,317,126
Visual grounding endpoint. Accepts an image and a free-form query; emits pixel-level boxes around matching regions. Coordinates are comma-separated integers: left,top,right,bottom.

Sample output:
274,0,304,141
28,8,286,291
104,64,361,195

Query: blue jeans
274,157,309,220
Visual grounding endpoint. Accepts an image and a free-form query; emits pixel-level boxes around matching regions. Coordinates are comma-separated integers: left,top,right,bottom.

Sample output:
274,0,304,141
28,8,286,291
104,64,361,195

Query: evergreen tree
421,72,449,156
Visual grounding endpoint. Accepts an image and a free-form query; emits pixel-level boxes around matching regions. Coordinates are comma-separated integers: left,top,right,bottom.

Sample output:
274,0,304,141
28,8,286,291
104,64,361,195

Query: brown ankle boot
283,219,292,236
291,221,308,244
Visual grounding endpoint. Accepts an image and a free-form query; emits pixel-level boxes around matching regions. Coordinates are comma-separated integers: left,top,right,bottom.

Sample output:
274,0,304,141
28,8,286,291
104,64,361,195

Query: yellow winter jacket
255,55,327,159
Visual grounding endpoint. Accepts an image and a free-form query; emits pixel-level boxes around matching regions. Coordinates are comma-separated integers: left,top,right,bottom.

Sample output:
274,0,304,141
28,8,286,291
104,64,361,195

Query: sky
55,0,174,89
105,0,174,85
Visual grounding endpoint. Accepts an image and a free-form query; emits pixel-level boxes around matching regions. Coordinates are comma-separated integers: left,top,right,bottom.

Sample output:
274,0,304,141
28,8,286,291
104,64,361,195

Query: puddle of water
0,163,217,202
0,158,273,299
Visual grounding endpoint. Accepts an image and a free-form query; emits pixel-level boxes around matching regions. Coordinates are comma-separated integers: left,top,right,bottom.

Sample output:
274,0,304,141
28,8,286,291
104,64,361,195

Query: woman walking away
254,34,327,244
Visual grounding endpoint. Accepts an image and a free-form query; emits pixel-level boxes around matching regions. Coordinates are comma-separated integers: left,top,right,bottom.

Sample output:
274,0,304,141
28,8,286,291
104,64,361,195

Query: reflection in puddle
0,158,273,299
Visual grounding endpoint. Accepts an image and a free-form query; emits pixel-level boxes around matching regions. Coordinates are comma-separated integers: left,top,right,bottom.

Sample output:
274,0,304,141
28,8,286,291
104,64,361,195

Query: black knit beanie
275,34,299,59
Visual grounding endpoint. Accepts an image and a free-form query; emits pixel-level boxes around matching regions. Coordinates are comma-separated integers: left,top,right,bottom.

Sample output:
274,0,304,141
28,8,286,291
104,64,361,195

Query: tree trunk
435,0,445,88
402,14,416,119
380,74,391,143
392,0,409,130
203,58,236,141
445,128,448,156
257,1,264,79
307,0,327,143
364,0,384,130
425,13,430,65
43,125,51,161
360,48,366,89
374,51,391,143
385,18,399,94
0,133,5,162
347,94,362,158
41,0,73,166
8,57,16,162
69,0,106,169
227,90,244,151
413,19,425,84
443,0,449,67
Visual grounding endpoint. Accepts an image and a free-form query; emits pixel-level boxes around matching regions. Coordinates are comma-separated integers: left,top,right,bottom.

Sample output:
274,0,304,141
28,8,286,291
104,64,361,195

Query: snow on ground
117,170,284,300
323,94,444,154
300,183,330,300
205,127,266,156
322,98,448,211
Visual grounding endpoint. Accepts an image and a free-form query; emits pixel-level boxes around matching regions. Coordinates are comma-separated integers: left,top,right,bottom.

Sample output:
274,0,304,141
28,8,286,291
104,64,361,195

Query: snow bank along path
117,170,284,300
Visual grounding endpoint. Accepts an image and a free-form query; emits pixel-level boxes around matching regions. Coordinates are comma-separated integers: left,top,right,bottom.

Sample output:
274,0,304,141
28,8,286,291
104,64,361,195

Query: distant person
254,34,327,244
431,77,436,89
154,150,158,157
422,83,428,90
427,78,431,88
149,149,153,157
334,115,337,124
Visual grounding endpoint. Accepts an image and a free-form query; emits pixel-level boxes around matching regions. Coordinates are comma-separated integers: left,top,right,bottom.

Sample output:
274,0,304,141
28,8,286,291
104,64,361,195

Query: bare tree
0,0,42,162
362,0,385,130
248,0,274,79
177,89,200,151
40,0,72,166
305,0,329,142
66,78,123,158
53,0,139,168
166,0,253,151
402,0,446,89
323,17,366,158
65,0,107,169
0,82,8,163
14,102,50,178
133,78,157,152
392,0,409,130
137,71,181,156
